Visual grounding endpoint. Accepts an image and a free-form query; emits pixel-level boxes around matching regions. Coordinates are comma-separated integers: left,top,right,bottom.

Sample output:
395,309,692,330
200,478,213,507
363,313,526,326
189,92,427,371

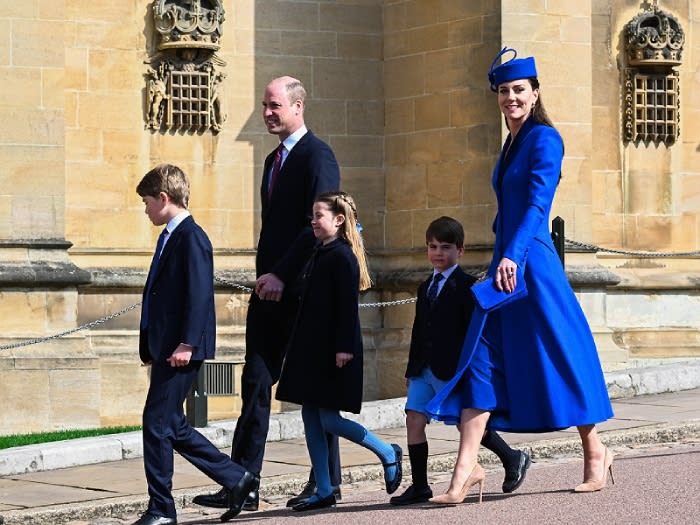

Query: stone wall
0,1,698,434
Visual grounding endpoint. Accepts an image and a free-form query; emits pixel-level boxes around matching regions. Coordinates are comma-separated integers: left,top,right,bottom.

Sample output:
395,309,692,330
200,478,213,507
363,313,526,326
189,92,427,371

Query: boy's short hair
425,216,464,247
136,164,190,209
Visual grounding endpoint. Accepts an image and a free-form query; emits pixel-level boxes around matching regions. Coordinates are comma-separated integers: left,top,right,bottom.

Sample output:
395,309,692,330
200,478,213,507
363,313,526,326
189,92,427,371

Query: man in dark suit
193,77,342,511
134,164,256,525
390,216,531,506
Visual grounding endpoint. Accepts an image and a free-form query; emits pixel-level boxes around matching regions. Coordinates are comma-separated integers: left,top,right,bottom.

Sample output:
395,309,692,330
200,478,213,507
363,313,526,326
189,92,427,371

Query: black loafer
242,488,259,511
383,444,403,494
389,484,433,506
286,481,315,507
131,513,177,525
220,471,259,522
193,476,259,511
286,483,341,507
502,451,532,493
292,494,336,512
193,487,228,509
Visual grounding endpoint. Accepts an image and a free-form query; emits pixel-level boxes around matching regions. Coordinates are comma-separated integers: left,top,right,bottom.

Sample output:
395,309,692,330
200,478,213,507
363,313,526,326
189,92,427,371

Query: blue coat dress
433,117,613,432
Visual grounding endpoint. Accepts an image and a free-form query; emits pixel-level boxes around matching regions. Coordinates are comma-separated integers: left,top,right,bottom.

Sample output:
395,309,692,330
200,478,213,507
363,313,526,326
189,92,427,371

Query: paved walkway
1,387,699,524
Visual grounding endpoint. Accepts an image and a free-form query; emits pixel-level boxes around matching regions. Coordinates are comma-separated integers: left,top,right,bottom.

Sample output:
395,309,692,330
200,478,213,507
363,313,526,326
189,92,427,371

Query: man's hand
256,273,285,302
166,344,193,367
336,352,354,368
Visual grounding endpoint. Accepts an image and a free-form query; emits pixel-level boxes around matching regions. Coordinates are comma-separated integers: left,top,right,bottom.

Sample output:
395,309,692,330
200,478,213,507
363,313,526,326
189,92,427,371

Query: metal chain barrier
212,276,418,309
0,302,141,351
0,277,417,352
566,238,700,258
2,239,696,351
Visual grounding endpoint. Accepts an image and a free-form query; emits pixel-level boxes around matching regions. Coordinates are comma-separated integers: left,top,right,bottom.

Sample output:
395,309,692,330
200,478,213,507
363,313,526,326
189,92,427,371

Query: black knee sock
408,442,429,488
481,430,520,467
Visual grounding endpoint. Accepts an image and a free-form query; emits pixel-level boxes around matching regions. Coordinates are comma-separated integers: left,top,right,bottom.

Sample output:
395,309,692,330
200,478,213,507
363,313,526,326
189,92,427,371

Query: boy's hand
256,273,285,302
167,344,193,367
336,352,353,368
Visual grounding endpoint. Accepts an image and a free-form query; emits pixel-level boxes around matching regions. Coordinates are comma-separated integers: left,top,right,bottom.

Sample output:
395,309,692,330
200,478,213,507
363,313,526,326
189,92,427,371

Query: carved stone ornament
622,1,683,146
145,0,227,133
625,1,684,68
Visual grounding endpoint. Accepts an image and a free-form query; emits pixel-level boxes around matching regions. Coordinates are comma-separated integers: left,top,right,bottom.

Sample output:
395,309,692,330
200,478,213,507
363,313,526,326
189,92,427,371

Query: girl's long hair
315,191,372,291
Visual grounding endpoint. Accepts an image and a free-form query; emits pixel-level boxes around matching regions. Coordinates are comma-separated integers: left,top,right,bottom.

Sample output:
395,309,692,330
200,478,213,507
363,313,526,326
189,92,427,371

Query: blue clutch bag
470,267,528,312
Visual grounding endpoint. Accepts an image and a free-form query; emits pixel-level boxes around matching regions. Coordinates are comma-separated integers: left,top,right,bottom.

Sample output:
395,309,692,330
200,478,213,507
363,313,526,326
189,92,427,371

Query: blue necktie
426,273,444,305
141,228,167,329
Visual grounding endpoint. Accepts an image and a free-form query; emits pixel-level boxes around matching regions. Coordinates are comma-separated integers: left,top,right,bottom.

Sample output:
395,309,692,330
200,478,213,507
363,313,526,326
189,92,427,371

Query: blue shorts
405,367,453,423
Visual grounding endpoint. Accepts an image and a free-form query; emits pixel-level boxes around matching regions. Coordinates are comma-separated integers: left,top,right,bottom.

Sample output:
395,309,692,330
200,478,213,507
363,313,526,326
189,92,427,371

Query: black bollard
186,364,208,427
551,216,565,268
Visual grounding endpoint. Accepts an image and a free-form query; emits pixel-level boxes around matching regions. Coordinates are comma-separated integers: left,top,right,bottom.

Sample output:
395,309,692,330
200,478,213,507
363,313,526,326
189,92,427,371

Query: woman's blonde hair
315,191,372,291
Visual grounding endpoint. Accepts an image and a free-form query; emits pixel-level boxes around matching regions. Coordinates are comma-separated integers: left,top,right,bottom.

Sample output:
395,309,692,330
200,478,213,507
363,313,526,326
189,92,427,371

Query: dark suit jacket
256,130,340,285
405,266,478,381
139,215,216,363
247,130,340,363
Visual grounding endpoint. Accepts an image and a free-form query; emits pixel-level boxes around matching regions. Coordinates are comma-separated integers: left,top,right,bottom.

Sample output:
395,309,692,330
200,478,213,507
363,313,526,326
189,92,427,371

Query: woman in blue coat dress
429,49,615,505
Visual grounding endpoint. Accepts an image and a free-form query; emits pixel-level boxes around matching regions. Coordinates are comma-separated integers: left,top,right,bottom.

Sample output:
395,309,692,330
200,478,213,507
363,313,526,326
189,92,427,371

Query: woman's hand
336,352,354,368
494,257,518,293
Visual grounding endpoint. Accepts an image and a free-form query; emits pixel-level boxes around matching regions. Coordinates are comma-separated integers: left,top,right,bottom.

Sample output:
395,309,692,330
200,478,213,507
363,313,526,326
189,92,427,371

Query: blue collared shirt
159,210,191,256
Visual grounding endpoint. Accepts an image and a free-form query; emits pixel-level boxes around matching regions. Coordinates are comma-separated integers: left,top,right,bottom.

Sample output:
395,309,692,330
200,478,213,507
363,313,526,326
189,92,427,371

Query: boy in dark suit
134,164,256,525
390,216,531,505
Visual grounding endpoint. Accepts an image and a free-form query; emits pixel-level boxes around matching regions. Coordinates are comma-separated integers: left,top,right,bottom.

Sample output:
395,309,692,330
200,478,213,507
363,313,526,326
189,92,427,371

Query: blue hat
488,47,538,92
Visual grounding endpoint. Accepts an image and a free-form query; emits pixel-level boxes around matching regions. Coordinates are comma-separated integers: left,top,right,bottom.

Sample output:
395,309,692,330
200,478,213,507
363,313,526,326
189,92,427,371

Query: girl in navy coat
276,191,403,511
430,49,614,505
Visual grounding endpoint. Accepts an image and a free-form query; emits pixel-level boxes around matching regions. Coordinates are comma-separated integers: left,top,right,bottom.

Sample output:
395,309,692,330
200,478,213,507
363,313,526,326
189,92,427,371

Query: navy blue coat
276,239,364,413
405,267,477,381
139,216,216,363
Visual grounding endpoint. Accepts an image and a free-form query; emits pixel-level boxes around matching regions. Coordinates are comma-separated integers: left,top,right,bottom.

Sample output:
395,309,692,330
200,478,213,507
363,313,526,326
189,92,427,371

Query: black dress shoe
193,487,228,509
220,471,259,522
286,482,341,507
131,513,177,525
382,444,403,494
502,451,532,493
194,475,260,511
292,493,336,512
286,480,315,507
389,484,433,506
242,488,259,511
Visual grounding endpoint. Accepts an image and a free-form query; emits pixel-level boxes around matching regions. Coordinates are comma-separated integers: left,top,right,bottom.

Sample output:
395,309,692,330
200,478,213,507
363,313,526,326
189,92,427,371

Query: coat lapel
151,216,191,284
434,271,457,307
262,131,313,213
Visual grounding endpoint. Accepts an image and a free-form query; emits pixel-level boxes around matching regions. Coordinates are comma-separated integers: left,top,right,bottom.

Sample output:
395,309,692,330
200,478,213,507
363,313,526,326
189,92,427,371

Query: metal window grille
204,362,236,396
630,73,678,144
167,71,211,130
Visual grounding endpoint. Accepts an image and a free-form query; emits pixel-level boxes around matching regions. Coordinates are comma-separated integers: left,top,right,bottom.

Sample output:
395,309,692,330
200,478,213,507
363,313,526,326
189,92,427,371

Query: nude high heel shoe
574,447,614,493
430,463,485,504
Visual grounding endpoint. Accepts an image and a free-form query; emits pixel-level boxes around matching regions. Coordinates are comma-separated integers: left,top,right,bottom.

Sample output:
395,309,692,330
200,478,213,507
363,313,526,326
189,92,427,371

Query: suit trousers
231,296,342,485
143,361,247,518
